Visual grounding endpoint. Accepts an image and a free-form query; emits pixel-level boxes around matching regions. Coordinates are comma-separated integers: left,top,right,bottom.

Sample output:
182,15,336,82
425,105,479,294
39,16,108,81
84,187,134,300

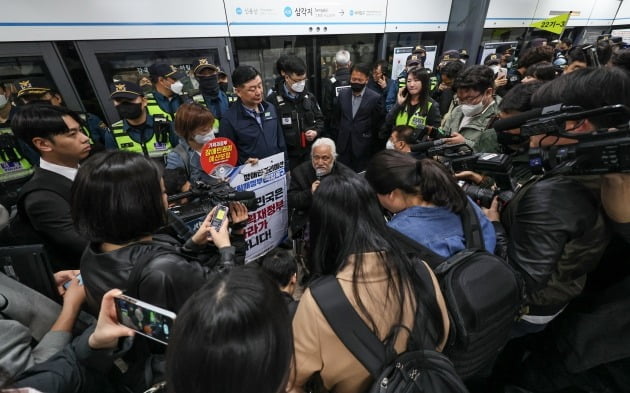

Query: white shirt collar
39,158,79,181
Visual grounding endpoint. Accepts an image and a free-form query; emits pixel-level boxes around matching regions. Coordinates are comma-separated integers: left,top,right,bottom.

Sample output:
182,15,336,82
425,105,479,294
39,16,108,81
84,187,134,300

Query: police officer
147,63,187,119
14,77,116,151
190,58,230,122
110,81,178,163
267,55,324,171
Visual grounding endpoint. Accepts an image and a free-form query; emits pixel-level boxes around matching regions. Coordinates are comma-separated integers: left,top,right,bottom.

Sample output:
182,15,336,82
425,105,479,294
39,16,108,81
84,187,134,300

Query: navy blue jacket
218,100,288,165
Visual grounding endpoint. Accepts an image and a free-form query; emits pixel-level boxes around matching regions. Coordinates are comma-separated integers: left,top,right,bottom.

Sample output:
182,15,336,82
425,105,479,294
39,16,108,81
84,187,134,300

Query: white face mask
170,80,184,95
291,80,306,93
193,130,214,145
461,100,485,117
489,65,500,75
386,139,396,150
0,95,8,109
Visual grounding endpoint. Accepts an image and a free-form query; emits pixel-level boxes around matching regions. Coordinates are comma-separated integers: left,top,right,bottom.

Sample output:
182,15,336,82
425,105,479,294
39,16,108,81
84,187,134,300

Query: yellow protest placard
530,13,571,34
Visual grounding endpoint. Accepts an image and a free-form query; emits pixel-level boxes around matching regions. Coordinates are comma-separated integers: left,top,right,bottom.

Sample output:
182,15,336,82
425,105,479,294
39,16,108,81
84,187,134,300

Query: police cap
406,54,422,67
191,58,219,75
148,63,185,80
484,53,501,66
110,81,144,100
15,77,52,98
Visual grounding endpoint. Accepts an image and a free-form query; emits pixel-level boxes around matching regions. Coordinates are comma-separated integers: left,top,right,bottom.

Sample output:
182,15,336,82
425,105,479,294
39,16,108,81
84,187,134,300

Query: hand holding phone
210,204,229,232
206,205,231,248
63,273,83,290
114,293,176,345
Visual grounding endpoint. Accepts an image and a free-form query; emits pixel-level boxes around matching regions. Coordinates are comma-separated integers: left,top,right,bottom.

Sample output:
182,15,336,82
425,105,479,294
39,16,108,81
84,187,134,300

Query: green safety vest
0,128,34,182
77,113,95,144
395,101,433,128
145,95,174,121
111,120,173,159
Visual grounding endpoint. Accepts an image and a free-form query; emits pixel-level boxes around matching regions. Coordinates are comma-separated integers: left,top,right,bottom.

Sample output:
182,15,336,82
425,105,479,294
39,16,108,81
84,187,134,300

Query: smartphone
63,273,83,289
209,204,229,232
114,294,176,345
498,68,508,79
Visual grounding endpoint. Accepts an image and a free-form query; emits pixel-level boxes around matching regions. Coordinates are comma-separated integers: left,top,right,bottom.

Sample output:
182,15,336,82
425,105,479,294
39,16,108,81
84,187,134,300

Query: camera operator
495,66,630,393
496,67,630,337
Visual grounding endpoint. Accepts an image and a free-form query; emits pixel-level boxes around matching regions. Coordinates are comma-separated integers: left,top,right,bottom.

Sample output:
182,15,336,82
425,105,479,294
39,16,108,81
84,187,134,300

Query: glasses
457,93,483,105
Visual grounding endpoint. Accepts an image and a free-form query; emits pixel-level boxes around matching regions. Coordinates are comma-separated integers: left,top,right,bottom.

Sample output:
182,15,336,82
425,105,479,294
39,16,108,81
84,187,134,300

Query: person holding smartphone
71,151,248,317
382,66,442,146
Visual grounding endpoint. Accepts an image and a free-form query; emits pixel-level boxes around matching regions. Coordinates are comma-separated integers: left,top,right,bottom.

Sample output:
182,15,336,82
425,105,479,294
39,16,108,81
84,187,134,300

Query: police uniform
147,63,187,118
14,78,113,152
0,125,34,207
267,83,325,170
110,81,177,163
189,58,230,124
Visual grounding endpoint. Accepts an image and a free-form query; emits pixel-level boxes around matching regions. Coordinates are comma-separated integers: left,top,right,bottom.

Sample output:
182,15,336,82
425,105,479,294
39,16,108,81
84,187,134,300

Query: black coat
81,233,244,315
287,160,356,235
16,168,87,270
334,87,384,172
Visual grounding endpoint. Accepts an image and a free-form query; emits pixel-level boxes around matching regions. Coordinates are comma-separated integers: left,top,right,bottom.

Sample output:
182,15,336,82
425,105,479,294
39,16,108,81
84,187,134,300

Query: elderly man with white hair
287,137,356,238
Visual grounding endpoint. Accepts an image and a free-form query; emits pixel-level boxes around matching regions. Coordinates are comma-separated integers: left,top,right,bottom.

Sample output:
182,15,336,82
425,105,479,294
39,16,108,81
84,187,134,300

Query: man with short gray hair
287,137,355,237
322,50,353,139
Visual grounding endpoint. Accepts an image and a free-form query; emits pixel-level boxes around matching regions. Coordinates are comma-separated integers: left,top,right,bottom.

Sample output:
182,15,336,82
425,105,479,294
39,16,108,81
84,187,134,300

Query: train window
233,36,309,95
95,49,222,98
0,56,58,107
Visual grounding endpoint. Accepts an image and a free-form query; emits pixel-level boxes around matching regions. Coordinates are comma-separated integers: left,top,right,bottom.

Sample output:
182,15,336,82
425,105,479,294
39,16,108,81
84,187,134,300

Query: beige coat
291,252,449,393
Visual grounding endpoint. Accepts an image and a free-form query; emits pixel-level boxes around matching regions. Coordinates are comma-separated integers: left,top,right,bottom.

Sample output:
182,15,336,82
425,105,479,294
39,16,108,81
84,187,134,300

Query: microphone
493,108,543,132
226,191,256,200
315,168,327,181
409,139,447,153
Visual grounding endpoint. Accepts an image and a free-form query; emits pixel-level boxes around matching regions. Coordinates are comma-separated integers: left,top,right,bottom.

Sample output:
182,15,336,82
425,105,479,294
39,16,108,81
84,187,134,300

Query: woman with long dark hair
383,66,441,144
290,175,449,393
167,266,294,393
365,150,496,257
72,151,247,315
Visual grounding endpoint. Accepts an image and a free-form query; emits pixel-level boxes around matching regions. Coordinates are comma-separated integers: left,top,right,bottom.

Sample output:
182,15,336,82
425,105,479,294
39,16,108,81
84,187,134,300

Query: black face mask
219,82,228,93
116,102,143,120
350,82,366,92
198,75,219,96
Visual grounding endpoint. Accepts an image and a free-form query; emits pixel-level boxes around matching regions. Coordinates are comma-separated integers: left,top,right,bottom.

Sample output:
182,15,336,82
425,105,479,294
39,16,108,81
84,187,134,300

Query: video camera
168,180,257,227
494,104,630,175
407,124,451,153
426,143,517,209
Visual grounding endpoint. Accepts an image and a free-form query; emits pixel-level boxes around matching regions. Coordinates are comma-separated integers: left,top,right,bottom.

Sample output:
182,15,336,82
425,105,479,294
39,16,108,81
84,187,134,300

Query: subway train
0,0,628,126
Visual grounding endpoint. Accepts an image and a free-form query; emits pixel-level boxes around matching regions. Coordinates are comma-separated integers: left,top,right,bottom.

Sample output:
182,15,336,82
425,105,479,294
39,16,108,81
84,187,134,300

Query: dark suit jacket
334,87,383,171
17,168,87,270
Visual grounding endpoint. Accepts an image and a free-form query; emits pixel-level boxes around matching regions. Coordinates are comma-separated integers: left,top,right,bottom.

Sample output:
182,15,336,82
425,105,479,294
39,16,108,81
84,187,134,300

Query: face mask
461,100,484,117
193,130,215,145
386,139,396,150
490,65,500,75
350,82,366,92
170,80,184,95
291,80,306,93
219,82,228,93
198,75,219,96
116,102,143,120
142,85,153,95
0,95,8,109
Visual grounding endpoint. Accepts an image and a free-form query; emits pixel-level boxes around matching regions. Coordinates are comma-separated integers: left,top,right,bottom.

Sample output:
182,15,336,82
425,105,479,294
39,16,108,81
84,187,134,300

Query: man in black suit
10,104,91,270
334,63,384,172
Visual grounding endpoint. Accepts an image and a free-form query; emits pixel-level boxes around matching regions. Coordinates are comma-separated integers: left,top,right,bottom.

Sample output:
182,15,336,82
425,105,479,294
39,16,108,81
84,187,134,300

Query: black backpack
310,268,469,393
390,201,524,379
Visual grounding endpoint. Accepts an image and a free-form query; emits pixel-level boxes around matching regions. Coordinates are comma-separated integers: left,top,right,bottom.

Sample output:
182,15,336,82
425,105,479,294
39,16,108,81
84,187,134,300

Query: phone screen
114,294,176,345
210,205,229,231
63,273,83,289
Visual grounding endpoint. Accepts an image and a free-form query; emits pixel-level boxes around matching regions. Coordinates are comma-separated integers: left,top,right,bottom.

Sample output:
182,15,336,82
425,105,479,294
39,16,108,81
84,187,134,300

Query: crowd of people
0,33,629,393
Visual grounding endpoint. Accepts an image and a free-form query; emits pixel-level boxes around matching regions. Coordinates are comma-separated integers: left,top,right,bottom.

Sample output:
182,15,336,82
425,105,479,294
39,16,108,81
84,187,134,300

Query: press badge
264,112,272,120
282,117,292,125
411,117,425,127
154,142,167,151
